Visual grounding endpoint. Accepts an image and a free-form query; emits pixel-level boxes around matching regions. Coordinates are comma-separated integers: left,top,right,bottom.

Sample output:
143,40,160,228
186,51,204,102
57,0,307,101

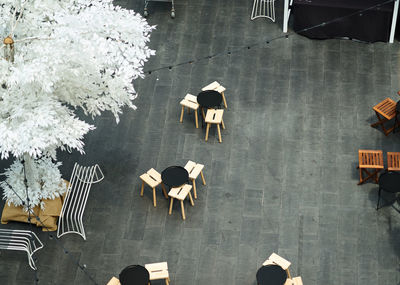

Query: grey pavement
1,0,400,284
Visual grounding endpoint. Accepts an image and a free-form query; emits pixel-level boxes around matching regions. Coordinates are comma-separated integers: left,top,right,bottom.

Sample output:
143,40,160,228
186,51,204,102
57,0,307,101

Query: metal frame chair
0,229,43,270
251,0,276,22
57,163,104,240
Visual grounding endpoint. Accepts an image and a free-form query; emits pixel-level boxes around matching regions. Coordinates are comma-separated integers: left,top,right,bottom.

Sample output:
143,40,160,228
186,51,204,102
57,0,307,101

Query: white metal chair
0,229,43,270
57,163,104,240
251,0,276,22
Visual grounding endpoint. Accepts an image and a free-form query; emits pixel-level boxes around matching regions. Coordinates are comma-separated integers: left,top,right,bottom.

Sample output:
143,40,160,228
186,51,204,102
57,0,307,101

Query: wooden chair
168,184,194,220
387,152,400,171
202,81,227,108
184,160,206,199
371,98,397,136
357,150,384,185
145,262,170,285
140,168,168,207
180,94,199,128
263,252,292,279
106,277,121,285
205,109,225,143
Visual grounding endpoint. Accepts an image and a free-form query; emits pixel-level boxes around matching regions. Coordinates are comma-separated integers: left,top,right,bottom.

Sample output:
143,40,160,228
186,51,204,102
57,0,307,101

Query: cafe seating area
1,0,400,284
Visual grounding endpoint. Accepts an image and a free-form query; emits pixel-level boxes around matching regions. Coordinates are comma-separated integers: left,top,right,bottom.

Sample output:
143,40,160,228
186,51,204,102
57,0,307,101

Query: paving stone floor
1,0,400,284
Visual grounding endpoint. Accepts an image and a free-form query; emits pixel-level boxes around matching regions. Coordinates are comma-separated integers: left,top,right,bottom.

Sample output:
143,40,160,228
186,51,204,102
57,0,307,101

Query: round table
197,90,222,108
119,265,149,285
256,265,287,285
161,166,189,187
377,171,400,209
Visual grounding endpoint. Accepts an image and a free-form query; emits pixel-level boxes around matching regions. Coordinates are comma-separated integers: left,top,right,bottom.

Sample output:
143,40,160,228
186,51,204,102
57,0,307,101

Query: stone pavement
0,0,400,284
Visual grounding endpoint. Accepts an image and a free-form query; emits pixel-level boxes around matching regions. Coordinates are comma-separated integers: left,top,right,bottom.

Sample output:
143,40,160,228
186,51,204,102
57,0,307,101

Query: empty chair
387,152,400,171
168,184,194,220
106,277,121,285
179,93,199,128
184,160,206,199
145,262,170,285
251,0,276,22
140,168,168,207
205,109,225,143
357,150,384,185
263,252,292,279
371,98,397,136
202,81,227,108
0,229,43,270
57,163,104,240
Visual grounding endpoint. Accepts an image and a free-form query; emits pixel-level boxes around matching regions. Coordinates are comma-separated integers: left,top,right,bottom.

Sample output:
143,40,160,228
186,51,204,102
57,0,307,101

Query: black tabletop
197,90,222,108
256,265,287,285
119,265,149,285
161,166,189,187
379,172,400,193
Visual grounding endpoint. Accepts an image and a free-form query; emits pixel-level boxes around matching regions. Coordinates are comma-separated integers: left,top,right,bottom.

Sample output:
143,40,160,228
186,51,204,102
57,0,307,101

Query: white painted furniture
251,0,276,22
0,229,43,270
57,163,104,240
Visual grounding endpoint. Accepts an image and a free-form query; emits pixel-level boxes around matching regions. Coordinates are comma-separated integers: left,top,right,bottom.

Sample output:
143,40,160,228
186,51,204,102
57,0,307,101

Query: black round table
161,166,189,187
256,265,287,285
119,265,149,285
197,90,222,108
377,171,400,209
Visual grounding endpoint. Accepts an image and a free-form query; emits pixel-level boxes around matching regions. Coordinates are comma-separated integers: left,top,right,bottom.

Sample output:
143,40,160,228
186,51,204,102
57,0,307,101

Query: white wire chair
0,229,44,270
57,163,104,240
251,0,276,22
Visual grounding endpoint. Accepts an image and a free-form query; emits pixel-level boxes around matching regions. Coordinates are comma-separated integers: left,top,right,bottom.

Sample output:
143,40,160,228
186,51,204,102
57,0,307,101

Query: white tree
0,0,155,209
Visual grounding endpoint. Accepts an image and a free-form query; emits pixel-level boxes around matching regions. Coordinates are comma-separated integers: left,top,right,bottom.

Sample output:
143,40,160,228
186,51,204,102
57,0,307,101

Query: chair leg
205,123,210,141
152,187,157,207
169,198,174,215
180,201,186,220
192,179,197,199
217,124,222,143
221,118,225,129
180,106,185,123
166,278,169,285
188,192,194,206
140,181,145,196
221,92,227,108
200,170,206,185
194,109,199,128
358,166,363,185
286,269,292,279
161,183,168,199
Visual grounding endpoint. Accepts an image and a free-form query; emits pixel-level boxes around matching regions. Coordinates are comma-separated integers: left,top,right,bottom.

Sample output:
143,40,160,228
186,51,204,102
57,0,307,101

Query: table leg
217,124,222,143
161,183,168,199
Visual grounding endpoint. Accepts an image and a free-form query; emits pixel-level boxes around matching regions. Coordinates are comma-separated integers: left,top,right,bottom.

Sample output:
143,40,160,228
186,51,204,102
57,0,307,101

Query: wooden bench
140,168,168,207
371,98,397,136
145,262,170,285
357,150,384,185
263,252,292,279
205,109,225,143
168,184,194,220
184,160,206,199
202,81,227,108
180,94,199,128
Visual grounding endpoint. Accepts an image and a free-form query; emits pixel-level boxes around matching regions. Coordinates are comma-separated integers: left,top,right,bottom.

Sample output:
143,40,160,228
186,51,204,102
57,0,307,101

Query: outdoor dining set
179,81,227,143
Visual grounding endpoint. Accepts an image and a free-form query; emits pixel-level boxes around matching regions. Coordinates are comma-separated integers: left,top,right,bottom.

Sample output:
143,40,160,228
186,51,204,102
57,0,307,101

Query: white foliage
0,0,154,206
0,0,155,159
0,158,66,210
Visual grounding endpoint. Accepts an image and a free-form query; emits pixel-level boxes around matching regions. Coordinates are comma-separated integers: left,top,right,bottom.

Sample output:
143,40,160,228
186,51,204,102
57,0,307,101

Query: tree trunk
23,153,40,199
